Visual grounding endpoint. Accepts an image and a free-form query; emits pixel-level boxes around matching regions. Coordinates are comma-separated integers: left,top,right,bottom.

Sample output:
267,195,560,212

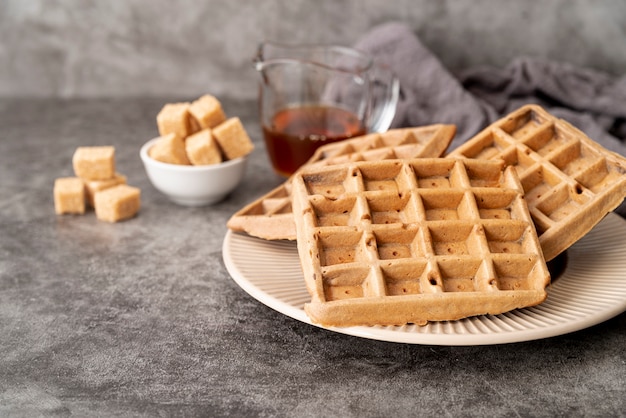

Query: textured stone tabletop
1,98,625,417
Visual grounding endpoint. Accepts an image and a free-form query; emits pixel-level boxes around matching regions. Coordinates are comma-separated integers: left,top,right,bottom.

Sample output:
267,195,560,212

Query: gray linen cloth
355,22,626,216
355,22,626,156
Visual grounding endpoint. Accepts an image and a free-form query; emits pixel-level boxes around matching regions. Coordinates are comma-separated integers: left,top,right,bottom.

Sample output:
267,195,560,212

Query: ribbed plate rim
222,213,626,345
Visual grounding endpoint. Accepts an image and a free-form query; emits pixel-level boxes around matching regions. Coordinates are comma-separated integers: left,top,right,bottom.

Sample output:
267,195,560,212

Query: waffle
290,158,550,327
227,125,456,240
449,104,626,261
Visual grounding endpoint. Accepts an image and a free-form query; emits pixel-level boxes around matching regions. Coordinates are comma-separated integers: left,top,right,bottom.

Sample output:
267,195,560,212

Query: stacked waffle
227,105,626,326
449,105,626,262
228,124,457,240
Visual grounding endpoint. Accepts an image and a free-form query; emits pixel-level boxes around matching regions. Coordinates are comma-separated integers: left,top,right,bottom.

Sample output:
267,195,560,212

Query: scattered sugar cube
72,146,115,180
212,117,254,160
84,173,127,207
54,177,85,215
156,102,197,139
185,129,222,165
148,133,190,165
94,184,141,223
189,95,227,129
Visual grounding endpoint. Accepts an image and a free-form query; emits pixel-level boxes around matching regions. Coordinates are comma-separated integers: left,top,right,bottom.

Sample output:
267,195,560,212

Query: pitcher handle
368,63,399,133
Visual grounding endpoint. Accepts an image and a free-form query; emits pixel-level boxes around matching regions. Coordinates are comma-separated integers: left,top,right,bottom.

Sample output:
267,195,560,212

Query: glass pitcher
254,42,399,177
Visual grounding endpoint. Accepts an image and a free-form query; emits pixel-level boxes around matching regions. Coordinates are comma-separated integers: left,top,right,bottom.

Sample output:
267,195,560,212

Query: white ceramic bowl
140,137,248,206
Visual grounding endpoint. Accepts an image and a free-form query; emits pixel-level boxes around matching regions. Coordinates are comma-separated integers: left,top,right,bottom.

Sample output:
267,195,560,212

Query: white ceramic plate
223,213,626,345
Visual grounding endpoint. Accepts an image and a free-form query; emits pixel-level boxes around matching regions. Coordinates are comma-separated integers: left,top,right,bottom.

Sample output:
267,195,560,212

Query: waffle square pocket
290,158,550,327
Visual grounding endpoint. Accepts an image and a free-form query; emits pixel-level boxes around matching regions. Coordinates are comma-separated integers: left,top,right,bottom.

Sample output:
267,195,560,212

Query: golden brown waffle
227,125,456,240
449,105,626,261
290,158,550,327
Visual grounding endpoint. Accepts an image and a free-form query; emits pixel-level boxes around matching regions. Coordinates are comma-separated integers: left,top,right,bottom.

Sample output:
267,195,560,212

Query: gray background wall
1,0,625,100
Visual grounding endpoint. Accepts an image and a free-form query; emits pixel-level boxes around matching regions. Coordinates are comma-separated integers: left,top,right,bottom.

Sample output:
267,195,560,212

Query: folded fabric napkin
355,22,626,157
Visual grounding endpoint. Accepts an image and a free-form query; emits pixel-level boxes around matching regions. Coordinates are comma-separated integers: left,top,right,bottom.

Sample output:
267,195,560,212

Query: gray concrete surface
1,0,625,99
1,97,625,417
2,2,626,416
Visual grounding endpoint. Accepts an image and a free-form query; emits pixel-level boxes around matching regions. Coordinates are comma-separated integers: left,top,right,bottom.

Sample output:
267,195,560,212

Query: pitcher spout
253,42,267,73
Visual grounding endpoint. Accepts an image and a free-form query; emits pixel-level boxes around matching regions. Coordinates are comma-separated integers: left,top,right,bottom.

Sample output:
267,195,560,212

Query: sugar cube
72,146,115,180
84,173,127,207
156,102,197,139
54,177,85,215
185,129,222,165
148,133,190,165
189,95,226,130
212,117,254,160
94,184,141,223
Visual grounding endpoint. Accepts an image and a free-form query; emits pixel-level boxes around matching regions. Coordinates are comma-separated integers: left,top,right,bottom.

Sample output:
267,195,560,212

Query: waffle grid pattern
450,105,626,261
306,124,455,168
227,125,455,240
291,158,550,326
